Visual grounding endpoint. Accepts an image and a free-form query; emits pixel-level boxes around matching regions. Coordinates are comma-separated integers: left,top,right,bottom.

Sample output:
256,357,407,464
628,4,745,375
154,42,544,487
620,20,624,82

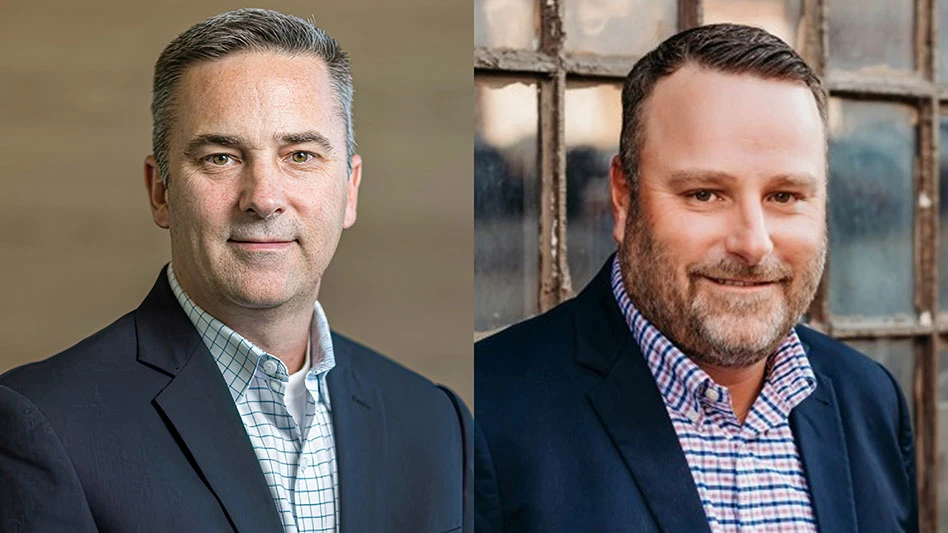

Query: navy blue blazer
475,260,917,532
0,268,472,533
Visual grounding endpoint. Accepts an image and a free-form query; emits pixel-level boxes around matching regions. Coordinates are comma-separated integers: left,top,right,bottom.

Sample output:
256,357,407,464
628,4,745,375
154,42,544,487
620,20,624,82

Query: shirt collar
609,255,816,430
166,263,336,407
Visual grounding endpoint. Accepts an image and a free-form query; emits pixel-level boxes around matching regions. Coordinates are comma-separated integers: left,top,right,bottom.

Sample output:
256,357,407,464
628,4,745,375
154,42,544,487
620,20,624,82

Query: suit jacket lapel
137,268,284,533
329,334,386,533
578,261,711,533
790,345,858,533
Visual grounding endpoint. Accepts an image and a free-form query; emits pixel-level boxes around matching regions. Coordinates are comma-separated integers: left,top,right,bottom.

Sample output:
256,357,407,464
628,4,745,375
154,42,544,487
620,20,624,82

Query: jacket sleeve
0,385,98,532
890,370,919,533
474,417,503,533
437,385,473,533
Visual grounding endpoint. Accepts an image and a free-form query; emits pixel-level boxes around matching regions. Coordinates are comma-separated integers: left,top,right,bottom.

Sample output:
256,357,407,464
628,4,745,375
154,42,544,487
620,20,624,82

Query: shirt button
687,409,700,424
705,387,720,402
269,380,280,392
263,359,278,374
300,458,309,472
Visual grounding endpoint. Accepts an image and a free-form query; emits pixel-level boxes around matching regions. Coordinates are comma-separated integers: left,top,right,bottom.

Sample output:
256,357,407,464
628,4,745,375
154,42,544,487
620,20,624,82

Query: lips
707,277,774,287
227,239,295,252
228,239,294,244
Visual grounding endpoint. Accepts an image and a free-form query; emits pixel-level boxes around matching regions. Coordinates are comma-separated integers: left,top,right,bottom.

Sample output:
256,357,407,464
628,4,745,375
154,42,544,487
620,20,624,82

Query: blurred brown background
0,0,472,405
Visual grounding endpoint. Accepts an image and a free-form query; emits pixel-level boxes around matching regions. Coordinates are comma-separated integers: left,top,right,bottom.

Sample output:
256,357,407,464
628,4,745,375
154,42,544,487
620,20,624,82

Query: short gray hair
151,8,355,184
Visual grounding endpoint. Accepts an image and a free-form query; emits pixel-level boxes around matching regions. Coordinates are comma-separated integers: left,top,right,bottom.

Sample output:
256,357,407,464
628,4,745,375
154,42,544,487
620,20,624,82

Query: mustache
690,258,792,283
228,222,299,242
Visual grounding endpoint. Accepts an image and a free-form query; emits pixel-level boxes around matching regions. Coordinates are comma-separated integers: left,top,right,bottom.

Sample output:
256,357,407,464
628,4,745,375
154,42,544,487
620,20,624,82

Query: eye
206,154,234,166
690,190,716,202
290,151,313,163
770,191,797,204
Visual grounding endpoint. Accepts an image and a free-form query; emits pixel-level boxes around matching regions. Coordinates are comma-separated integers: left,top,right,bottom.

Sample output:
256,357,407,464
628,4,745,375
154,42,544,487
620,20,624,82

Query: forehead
640,64,826,182
170,51,341,142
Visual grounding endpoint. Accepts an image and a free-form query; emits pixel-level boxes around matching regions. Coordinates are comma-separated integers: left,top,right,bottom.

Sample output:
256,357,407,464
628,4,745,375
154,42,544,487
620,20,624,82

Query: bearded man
474,24,917,533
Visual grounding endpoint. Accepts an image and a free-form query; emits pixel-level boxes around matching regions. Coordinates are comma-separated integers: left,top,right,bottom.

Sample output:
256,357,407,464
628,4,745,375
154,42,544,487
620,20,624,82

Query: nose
724,200,774,266
238,159,287,220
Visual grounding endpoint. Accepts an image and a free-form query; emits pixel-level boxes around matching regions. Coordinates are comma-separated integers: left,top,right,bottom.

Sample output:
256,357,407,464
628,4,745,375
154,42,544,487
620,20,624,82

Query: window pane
474,0,540,50
827,0,914,74
563,0,677,57
565,83,621,291
703,0,804,52
847,339,913,416
940,0,948,82
827,99,915,320
475,78,539,331
939,117,948,311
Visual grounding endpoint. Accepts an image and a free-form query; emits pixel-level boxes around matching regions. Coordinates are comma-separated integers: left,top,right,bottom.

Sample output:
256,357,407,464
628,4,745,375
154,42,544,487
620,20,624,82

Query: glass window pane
827,0,914,74
563,0,677,57
703,0,805,52
565,83,621,291
827,99,915,320
475,78,539,331
474,0,540,50
940,0,948,82
847,339,914,415
939,116,948,311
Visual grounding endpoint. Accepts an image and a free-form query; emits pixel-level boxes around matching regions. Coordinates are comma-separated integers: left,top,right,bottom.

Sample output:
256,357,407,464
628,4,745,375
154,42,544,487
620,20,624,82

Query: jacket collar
135,266,284,533
577,256,858,533
134,266,389,533
577,257,712,533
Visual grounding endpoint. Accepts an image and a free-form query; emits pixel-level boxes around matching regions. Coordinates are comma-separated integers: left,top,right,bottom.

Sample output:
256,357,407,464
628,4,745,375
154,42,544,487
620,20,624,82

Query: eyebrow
276,131,335,154
183,134,242,157
182,131,336,158
667,170,820,191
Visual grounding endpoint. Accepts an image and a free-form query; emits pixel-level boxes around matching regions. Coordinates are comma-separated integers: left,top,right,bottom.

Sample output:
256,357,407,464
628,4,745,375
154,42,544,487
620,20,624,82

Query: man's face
148,51,360,317
611,64,826,368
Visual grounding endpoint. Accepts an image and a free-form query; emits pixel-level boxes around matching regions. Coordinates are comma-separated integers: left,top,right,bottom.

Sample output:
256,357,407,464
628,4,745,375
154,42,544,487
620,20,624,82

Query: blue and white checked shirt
610,257,819,532
168,265,338,532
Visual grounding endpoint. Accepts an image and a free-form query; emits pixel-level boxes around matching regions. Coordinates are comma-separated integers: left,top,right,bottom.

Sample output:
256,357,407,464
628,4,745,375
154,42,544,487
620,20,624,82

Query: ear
609,154,632,245
343,154,362,229
144,155,170,229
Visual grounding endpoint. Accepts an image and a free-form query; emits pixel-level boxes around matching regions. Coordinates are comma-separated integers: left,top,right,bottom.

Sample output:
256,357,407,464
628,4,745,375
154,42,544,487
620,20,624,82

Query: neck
174,267,315,375
217,306,312,374
695,357,769,424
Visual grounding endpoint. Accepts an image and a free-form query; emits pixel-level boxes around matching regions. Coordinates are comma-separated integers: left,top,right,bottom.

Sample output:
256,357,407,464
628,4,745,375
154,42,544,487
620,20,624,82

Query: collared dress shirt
610,257,819,532
168,265,338,532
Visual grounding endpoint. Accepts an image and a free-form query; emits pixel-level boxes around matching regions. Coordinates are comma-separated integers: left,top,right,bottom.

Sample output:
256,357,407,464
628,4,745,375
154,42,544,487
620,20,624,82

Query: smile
228,240,295,251
705,277,776,287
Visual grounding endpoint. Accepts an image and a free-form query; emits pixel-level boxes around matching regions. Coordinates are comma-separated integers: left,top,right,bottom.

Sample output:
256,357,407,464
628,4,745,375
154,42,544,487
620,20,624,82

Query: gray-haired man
0,9,471,533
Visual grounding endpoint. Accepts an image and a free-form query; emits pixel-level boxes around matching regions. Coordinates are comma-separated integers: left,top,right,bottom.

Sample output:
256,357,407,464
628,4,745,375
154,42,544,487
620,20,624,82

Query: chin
219,276,295,309
701,314,790,355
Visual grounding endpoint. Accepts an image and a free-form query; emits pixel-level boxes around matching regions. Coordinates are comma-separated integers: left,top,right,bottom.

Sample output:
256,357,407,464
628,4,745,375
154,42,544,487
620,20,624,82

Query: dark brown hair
619,23,826,188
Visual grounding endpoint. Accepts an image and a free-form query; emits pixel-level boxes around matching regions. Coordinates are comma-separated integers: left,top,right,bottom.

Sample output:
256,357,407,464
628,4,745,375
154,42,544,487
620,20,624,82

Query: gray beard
617,207,825,369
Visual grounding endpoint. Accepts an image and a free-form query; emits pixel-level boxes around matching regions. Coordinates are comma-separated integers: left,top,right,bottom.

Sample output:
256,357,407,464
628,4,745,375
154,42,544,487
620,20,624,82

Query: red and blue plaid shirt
610,257,819,532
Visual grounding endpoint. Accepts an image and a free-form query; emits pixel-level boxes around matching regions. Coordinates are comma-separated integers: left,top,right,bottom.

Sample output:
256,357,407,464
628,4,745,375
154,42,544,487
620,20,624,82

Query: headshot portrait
1,3,471,532
475,1,943,531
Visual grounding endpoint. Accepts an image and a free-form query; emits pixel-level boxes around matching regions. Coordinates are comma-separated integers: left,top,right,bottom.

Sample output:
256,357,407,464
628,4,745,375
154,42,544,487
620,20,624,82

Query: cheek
168,184,232,236
649,207,729,269
296,182,348,231
771,217,825,265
